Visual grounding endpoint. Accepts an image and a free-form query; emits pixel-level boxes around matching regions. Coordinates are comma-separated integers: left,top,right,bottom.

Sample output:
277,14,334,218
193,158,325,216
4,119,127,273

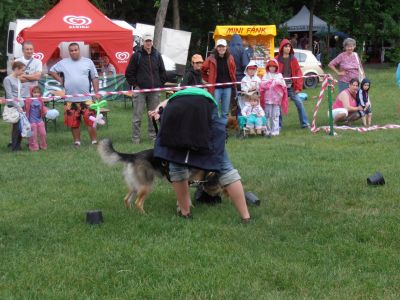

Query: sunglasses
193,61,203,64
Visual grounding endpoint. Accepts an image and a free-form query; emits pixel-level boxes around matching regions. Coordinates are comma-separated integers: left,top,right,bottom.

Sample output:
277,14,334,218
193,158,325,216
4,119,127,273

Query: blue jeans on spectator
338,81,349,93
287,87,309,128
214,87,231,125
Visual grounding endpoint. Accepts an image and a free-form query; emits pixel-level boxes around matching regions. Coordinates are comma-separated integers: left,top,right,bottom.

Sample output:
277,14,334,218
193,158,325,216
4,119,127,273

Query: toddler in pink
25,86,48,151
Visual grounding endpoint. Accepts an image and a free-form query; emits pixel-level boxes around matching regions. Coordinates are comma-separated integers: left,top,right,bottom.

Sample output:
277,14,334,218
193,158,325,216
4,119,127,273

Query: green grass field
1,67,400,299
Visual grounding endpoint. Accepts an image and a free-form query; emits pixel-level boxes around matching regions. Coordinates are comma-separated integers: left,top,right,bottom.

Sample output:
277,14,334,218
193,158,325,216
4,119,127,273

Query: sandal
241,217,252,224
178,211,193,219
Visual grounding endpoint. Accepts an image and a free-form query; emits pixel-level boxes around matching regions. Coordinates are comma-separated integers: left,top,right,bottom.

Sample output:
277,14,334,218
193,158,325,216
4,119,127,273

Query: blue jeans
338,81,349,93
213,87,231,125
287,87,309,127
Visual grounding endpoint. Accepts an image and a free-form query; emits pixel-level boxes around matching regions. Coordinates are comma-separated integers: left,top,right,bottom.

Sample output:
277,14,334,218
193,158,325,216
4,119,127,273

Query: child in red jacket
25,86,48,151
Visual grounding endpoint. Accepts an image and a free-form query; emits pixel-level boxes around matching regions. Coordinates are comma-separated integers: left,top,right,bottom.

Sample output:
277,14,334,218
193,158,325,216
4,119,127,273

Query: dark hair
31,86,42,95
349,78,359,85
68,42,80,49
12,61,26,70
212,47,231,59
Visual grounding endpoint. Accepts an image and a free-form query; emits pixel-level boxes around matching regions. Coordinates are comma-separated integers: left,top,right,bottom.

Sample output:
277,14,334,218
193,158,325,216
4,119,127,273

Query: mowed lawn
1,66,400,299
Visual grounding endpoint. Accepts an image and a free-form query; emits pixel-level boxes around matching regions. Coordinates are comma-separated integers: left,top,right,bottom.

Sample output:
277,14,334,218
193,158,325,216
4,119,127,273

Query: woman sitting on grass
331,78,363,125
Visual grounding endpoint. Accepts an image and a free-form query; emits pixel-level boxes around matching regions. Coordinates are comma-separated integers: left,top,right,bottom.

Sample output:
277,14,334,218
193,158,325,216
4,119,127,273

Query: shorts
64,101,96,128
331,108,348,120
169,156,241,187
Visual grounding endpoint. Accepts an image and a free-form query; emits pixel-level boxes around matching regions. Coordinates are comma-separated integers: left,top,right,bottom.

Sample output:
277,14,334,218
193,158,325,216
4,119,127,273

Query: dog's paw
135,204,146,214
124,199,132,209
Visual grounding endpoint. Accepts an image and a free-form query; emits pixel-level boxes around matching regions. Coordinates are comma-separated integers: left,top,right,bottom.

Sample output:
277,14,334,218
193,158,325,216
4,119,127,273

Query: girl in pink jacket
260,59,288,136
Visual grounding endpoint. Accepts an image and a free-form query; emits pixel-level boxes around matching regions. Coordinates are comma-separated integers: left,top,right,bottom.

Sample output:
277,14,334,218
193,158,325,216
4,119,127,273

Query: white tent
281,5,328,32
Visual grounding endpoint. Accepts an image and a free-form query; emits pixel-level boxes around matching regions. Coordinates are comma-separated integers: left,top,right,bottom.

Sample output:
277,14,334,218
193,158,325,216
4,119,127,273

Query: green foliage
385,48,400,64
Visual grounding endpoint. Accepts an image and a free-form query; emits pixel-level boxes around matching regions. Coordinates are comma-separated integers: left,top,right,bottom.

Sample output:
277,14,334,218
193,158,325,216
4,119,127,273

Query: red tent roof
19,0,132,73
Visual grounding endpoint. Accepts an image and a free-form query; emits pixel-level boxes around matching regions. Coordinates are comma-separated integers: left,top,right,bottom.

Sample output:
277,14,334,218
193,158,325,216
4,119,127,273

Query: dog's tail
98,139,123,165
98,139,156,166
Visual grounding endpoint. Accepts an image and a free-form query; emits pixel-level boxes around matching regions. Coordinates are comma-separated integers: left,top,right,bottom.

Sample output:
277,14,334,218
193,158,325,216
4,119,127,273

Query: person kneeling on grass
148,88,251,222
331,78,363,125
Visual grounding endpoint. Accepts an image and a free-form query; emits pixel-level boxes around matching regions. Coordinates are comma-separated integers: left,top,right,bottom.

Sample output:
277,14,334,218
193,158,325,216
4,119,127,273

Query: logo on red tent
63,15,92,29
33,52,44,61
115,52,130,63
16,35,24,44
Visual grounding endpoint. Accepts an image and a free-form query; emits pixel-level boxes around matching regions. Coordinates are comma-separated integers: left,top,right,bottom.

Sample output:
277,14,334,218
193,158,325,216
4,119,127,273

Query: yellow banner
213,25,276,60
213,25,276,39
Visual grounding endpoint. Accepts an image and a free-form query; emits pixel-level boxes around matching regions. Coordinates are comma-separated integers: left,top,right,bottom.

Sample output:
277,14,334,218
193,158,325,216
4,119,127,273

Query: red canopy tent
19,0,132,73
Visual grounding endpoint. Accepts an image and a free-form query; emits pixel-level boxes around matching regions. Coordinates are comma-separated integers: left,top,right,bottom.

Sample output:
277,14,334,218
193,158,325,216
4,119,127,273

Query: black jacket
181,67,202,86
125,46,167,89
154,89,225,171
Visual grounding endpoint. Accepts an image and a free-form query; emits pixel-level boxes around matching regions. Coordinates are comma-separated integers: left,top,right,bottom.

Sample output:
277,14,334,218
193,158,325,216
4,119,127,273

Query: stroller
235,91,267,138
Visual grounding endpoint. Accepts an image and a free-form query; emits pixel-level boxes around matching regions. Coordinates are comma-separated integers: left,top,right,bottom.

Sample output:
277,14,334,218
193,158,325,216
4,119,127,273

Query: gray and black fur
98,139,165,212
98,139,223,213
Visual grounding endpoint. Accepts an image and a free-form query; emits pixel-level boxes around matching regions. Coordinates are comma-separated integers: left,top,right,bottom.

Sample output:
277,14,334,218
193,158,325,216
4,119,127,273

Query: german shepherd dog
98,139,222,213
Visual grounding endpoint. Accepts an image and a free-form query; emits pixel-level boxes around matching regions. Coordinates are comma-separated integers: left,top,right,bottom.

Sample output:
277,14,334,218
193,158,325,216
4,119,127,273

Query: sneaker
91,140,98,145
74,141,81,147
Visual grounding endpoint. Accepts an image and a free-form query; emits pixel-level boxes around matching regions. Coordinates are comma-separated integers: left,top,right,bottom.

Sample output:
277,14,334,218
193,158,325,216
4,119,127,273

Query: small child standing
356,78,372,127
25,86,48,151
260,59,288,136
241,93,266,135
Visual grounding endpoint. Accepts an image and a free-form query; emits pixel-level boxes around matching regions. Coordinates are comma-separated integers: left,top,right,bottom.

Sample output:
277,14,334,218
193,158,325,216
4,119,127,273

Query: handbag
2,105,20,123
19,112,32,138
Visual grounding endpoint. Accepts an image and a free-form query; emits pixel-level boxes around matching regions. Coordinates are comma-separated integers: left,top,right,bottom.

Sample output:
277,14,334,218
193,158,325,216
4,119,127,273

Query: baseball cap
143,33,153,41
216,39,227,47
191,54,204,63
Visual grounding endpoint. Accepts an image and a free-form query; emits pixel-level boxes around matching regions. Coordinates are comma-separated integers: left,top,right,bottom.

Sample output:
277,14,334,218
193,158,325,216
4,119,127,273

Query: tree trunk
308,1,316,52
154,0,170,51
172,0,180,30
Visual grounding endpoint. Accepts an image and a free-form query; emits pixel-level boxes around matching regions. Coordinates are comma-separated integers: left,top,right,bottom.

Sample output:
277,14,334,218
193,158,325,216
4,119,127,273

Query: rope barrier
1,74,325,103
310,76,400,134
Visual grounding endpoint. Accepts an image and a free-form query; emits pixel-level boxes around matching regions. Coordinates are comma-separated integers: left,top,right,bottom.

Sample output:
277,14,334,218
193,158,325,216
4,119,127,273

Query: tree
153,0,169,51
308,0,316,51
172,0,180,30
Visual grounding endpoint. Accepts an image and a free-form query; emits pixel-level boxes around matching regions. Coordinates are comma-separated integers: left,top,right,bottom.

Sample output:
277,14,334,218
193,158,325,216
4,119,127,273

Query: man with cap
202,39,236,125
125,32,167,144
181,54,204,86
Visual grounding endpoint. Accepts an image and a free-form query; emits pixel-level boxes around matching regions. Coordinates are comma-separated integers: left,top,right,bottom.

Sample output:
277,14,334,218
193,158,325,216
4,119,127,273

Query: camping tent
19,0,132,73
281,5,328,32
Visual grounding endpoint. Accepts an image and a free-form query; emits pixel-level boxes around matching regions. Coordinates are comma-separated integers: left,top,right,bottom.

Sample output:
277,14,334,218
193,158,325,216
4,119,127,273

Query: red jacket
25,98,47,120
275,39,303,92
201,54,236,94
